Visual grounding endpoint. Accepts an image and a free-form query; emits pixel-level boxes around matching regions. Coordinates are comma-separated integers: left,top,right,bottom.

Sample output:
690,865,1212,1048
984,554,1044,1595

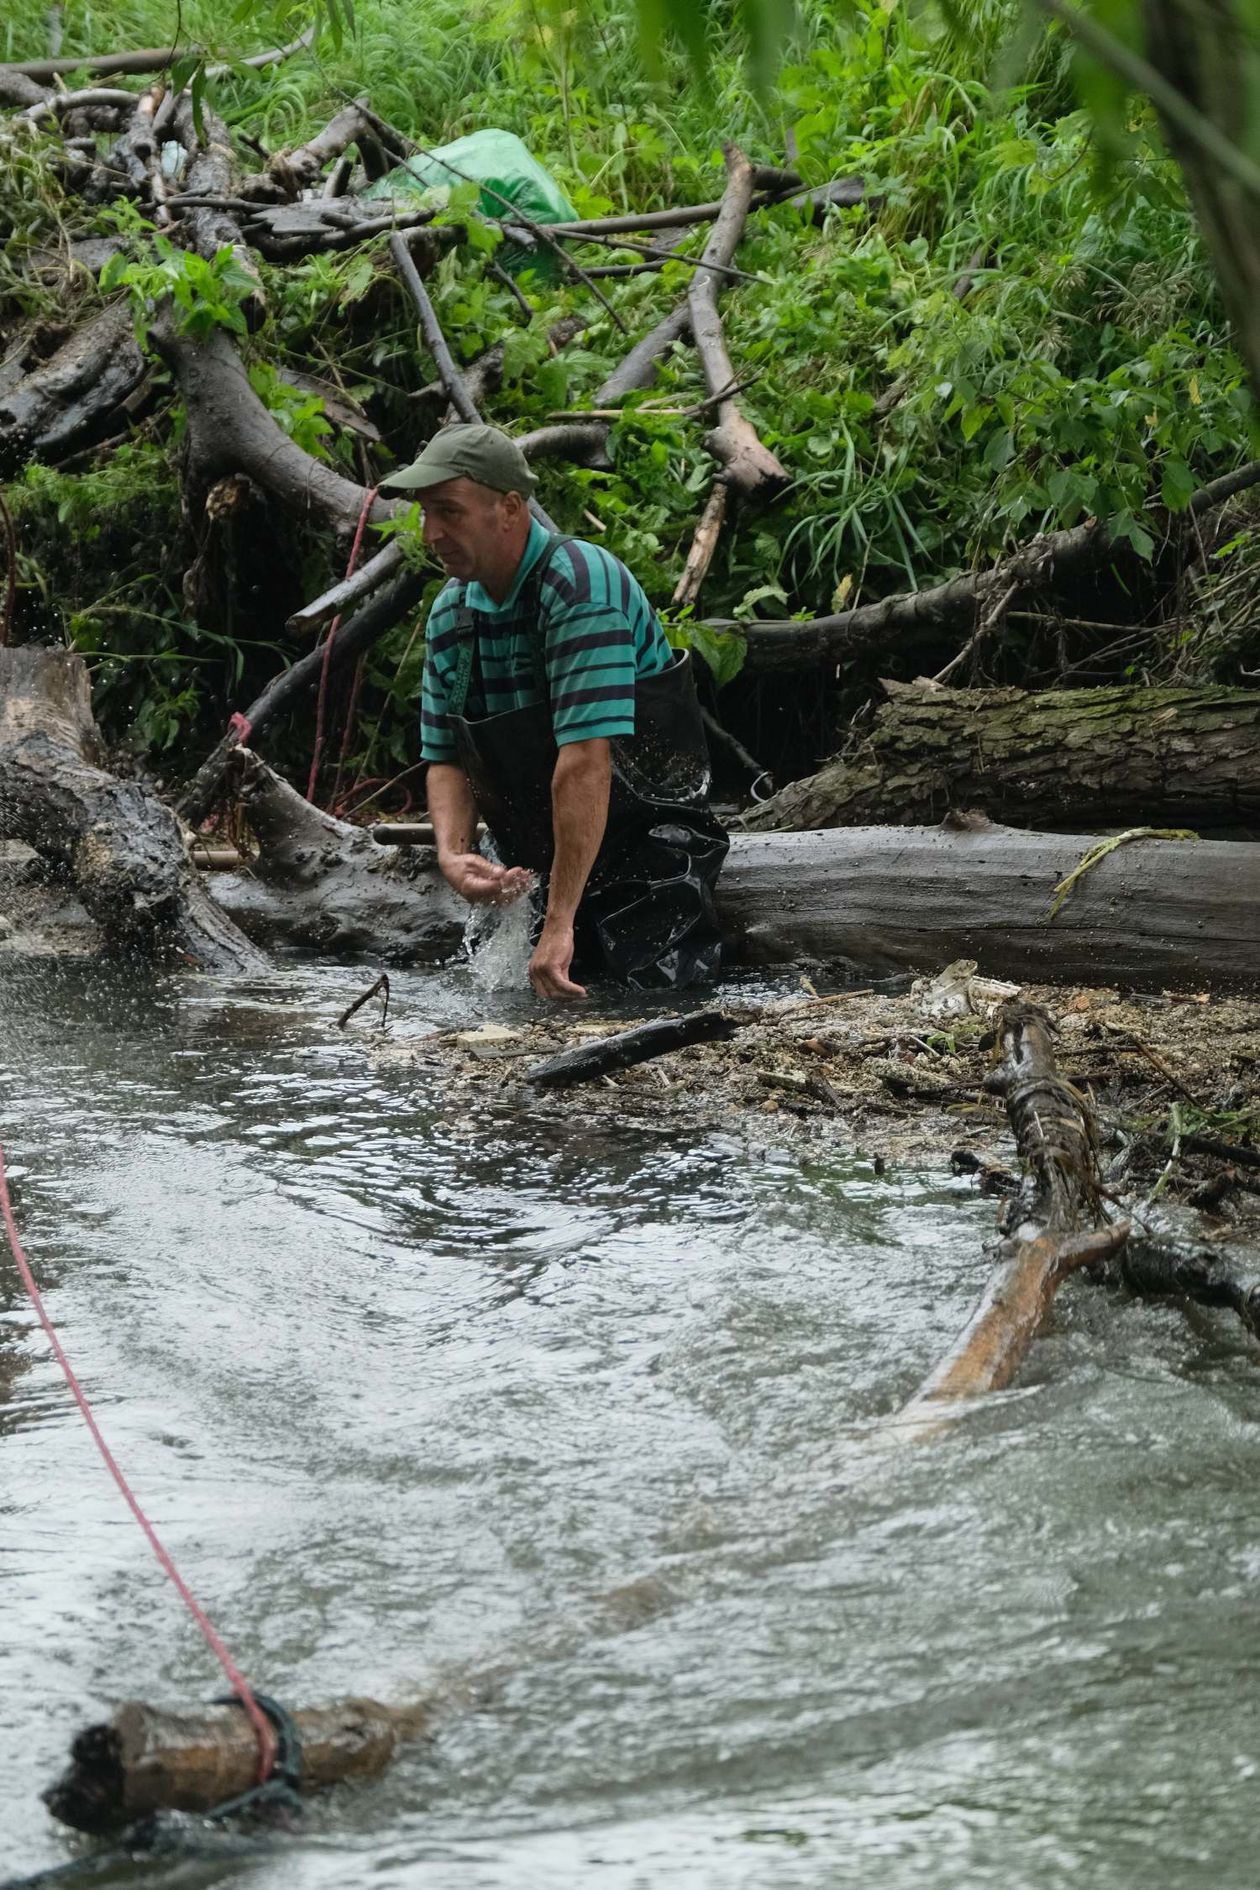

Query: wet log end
44,1696,423,1833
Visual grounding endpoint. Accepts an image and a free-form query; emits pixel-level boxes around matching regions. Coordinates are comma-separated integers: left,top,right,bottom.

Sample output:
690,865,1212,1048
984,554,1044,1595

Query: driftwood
524,1010,738,1087
892,1003,1129,1439
715,458,1260,671
45,1694,432,1834
0,646,262,969
745,681,1260,832
673,482,729,608
687,146,787,497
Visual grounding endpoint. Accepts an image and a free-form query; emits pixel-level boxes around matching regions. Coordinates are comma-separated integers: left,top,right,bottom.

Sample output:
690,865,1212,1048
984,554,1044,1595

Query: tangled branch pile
3,0,1260,812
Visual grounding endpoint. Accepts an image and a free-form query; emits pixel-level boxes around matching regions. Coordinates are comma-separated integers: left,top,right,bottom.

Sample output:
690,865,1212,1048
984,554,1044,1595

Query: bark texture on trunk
745,682,1260,832
0,303,146,472
892,1002,1127,1440
45,1696,431,1834
0,646,263,969
716,820,1260,989
211,748,466,960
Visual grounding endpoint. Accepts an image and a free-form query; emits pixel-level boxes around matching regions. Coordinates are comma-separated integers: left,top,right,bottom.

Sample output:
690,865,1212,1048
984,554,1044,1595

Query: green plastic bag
362,129,577,277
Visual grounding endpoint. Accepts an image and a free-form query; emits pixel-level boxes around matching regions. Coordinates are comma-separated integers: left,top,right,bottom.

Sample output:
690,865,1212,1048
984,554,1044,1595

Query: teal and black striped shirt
420,520,672,764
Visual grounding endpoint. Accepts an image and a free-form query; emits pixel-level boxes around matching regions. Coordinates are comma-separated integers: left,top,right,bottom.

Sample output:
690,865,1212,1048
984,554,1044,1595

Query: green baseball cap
380,422,537,497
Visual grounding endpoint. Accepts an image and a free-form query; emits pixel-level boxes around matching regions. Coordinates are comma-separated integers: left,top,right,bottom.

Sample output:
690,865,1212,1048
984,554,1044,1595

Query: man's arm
529,738,612,1000
427,762,531,906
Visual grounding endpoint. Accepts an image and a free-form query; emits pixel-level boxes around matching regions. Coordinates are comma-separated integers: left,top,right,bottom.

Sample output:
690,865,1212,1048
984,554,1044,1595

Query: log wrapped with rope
44,1696,433,1834
891,1001,1129,1441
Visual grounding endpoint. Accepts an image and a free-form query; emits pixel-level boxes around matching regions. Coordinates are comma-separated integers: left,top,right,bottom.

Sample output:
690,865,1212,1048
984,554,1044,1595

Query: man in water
383,424,727,1001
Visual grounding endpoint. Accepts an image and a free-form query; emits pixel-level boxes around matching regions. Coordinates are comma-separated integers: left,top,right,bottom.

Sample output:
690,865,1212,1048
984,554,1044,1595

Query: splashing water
464,883,537,991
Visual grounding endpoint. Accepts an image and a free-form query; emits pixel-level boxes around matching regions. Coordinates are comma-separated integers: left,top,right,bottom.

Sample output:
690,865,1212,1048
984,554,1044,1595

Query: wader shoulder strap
444,535,575,721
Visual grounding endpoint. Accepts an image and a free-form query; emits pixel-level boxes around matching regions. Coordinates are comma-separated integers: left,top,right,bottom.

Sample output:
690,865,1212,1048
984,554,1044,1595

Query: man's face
420,477,516,582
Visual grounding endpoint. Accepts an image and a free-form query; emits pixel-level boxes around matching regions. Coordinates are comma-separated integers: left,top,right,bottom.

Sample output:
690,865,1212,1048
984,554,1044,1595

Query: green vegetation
2,0,1257,786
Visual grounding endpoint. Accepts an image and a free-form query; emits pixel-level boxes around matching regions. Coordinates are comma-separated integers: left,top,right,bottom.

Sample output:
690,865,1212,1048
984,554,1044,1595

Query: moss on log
745,682,1260,832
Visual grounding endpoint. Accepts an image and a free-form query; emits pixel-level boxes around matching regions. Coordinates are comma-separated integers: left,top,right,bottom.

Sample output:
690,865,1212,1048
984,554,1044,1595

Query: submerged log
745,681,1260,833
45,1695,432,1834
0,646,263,970
892,1003,1128,1440
1113,1234,1260,1339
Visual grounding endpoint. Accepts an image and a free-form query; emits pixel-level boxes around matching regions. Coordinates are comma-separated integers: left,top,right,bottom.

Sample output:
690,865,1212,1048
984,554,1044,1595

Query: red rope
307,486,378,805
0,1144,277,1784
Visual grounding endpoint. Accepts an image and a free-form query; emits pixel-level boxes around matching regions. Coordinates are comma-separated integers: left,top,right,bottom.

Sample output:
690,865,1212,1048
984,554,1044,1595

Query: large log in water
891,1002,1128,1441
744,681,1260,832
206,759,1260,990
45,1696,432,1834
0,647,263,970
717,820,1260,990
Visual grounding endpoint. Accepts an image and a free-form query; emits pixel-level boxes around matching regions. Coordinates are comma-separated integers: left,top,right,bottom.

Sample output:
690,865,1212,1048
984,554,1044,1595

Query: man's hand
440,853,533,906
529,916,587,1000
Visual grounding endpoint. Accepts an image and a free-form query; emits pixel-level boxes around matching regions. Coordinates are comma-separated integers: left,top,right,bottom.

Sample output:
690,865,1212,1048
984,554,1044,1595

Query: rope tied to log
0,1145,306,1880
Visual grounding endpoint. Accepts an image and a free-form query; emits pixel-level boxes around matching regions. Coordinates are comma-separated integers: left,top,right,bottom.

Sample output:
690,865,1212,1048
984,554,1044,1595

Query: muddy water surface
2,957,1259,1888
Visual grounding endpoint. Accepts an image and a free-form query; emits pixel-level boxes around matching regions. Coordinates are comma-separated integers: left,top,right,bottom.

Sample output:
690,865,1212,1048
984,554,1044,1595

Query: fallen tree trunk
0,646,264,969
157,318,396,536
716,820,1260,989
744,681,1260,832
203,771,1260,989
210,747,466,959
45,1694,433,1834
891,1002,1128,1440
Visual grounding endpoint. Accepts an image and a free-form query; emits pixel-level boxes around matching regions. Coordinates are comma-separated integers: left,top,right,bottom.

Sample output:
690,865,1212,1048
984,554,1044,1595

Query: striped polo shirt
420,519,673,764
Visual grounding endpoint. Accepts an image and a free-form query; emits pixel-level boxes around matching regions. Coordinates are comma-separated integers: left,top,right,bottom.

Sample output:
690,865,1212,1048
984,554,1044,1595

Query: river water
2,955,1259,1888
